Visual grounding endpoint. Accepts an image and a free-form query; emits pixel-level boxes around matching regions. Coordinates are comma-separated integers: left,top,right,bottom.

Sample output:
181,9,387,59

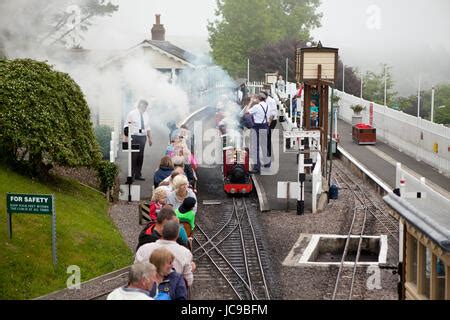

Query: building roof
384,193,450,252
143,40,198,66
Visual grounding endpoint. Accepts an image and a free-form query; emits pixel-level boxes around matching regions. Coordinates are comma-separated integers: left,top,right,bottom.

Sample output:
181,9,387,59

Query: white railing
312,153,323,214
334,90,450,176
246,81,264,95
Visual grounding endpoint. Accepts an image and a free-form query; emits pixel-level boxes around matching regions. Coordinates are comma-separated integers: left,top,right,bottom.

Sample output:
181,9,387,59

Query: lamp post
384,65,387,106
360,71,363,99
431,86,435,123
286,58,289,93
417,75,421,118
247,59,250,84
342,64,345,93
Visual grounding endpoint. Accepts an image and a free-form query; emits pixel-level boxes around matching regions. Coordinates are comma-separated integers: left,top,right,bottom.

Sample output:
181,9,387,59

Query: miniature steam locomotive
222,131,253,195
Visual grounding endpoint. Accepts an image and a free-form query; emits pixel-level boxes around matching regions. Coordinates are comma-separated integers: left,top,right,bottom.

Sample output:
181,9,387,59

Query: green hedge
0,59,101,176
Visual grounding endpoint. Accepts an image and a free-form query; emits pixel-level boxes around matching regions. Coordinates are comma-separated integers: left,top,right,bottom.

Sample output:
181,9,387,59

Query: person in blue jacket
149,247,187,300
154,156,175,189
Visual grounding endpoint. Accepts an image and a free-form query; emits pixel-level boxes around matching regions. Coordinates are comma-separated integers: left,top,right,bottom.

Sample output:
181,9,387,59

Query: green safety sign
6,193,57,266
7,194,53,215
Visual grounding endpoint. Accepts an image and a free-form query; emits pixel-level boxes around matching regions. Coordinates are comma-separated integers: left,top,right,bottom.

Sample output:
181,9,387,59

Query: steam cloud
0,0,241,139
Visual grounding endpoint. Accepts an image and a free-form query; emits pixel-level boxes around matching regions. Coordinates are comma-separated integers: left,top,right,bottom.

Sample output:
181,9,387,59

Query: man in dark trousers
262,90,278,162
244,92,269,174
124,99,152,181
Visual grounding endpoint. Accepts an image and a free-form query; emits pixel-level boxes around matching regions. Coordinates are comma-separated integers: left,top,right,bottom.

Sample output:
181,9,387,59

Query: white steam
0,0,243,144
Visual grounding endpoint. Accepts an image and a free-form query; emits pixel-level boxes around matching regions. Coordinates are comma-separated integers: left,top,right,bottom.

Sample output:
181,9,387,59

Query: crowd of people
111,103,200,300
112,76,311,300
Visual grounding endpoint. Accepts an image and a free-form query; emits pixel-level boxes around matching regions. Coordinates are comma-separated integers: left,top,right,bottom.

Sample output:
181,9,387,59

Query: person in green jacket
175,197,196,233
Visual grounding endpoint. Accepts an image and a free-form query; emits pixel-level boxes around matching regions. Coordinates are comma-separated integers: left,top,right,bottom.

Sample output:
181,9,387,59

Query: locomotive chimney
151,14,166,41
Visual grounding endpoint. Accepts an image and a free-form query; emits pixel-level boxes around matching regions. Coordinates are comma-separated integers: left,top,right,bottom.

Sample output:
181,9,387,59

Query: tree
395,84,450,125
208,0,322,78
0,0,118,51
0,59,102,176
362,64,397,105
434,105,450,125
433,84,450,125
248,38,306,82
335,61,362,97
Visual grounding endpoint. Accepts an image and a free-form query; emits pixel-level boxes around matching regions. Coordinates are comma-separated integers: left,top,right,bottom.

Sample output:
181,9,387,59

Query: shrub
97,160,119,198
0,59,102,176
95,125,112,160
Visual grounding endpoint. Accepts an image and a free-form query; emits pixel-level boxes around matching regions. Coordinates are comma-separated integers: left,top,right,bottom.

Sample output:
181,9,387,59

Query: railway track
330,167,368,300
192,197,271,300
325,162,399,300
333,162,399,243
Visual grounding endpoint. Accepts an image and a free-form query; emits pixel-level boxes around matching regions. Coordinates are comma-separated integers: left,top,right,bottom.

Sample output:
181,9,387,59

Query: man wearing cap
124,99,153,181
244,93,270,174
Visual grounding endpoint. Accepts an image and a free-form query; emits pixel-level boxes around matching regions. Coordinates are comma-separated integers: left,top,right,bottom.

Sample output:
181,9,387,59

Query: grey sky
83,0,450,94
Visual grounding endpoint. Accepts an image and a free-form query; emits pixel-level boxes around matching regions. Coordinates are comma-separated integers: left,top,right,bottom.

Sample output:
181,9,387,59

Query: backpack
242,113,255,129
136,221,156,251
136,221,190,251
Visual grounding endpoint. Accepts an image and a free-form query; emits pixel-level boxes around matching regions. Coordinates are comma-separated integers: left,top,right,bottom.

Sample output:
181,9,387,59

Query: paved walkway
336,119,450,195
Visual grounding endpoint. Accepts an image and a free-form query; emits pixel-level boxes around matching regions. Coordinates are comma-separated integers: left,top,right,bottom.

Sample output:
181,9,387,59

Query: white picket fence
246,81,264,95
334,90,450,176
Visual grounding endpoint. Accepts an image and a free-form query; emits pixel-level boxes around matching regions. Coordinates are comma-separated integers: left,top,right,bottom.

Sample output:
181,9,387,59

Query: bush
95,125,112,160
97,160,119,197
0,59,102,176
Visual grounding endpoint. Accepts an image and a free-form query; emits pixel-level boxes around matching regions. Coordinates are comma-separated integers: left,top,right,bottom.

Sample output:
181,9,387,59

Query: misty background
1,0,449,99
81,0,450,96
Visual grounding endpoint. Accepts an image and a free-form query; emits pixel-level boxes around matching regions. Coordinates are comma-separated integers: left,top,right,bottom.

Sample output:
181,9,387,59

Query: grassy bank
0,165,133,299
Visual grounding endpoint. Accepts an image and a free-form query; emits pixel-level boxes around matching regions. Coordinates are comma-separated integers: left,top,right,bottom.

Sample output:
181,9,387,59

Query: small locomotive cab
223,146,253,195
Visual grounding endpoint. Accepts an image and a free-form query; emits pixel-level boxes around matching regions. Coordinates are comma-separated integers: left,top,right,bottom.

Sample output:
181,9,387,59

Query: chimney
151,14,165,41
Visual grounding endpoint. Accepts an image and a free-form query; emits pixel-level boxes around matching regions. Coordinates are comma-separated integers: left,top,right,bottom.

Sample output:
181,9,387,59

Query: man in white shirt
107,262,157,300
264,90,278,161
135,220,195,287
244,92,270,174
124,99,152,181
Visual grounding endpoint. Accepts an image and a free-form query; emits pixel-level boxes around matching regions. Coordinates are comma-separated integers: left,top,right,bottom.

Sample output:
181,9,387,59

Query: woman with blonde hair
166,175,197,212
149,248,187,300
148,187,168,221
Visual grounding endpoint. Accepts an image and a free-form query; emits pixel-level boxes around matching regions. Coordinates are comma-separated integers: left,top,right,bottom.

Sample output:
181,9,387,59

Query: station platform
251,118,450,213
251,124,313,212
335,119,450,195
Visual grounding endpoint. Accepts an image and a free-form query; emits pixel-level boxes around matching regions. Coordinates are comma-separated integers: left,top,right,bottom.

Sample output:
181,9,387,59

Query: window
436,257,446,300
407,233,418,285
423,247,431,298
